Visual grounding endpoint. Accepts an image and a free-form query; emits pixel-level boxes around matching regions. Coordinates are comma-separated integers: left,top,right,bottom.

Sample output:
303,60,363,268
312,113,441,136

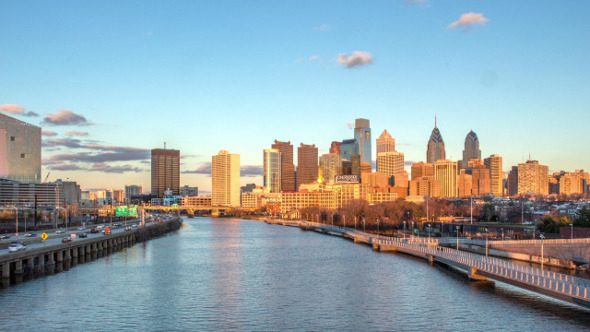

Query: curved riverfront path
267,218,590,310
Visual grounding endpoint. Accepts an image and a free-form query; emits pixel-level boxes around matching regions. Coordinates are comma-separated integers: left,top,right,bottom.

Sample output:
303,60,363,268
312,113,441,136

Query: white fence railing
299,221,590,303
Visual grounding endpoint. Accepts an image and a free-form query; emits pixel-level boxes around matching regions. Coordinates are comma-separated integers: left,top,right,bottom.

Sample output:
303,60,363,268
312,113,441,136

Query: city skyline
1,1,589,192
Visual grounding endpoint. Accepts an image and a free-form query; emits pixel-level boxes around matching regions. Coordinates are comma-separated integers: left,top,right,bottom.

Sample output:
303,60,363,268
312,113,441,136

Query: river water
0,217,589,331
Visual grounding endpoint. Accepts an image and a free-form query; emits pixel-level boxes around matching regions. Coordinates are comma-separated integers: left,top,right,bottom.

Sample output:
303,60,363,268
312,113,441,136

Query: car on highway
0,235,11,240
102,230,111,235
124,227,131,231
61,237,72,243
96,225,105,229
77,226,86,231
24,232,37,237
90,228,99,233
78,232,88,238
8,242,26,252
56,229,65,234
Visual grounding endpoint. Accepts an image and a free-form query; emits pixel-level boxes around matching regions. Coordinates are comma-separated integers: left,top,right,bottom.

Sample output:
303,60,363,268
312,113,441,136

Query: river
0,217,589,331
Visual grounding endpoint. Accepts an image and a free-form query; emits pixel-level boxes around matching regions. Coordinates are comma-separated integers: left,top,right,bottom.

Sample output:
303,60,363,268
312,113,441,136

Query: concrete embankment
0,218,182,286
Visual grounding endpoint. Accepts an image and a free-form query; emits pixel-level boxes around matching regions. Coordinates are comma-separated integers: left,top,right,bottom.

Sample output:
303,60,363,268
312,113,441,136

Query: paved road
0,220,145,255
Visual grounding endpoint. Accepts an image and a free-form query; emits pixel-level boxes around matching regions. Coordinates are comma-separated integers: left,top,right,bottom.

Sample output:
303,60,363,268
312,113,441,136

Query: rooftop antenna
435,115,437,128
164,141,167,150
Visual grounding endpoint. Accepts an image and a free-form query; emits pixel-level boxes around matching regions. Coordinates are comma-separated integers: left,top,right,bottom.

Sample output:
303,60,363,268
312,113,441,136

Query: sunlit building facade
0,113,41,183
434,159,458,198
212,150,241,207
151,148,180,197
297,143,318,189
272,140,295,192
263,149,282,193
484,154,503,197
426,118,445,164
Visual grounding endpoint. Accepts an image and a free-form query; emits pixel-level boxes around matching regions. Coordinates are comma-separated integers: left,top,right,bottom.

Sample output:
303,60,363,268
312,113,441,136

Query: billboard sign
334,174,361,184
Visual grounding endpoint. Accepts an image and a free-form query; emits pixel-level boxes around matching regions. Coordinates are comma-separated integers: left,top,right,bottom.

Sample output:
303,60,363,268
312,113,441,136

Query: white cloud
309,55,318,61
0,104,39,117
337,51,373,69
448,12,489,31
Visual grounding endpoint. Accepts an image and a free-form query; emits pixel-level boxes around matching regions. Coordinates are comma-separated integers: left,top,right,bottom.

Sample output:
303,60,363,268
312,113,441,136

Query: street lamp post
486,227,488,257
428,223,431,243
403,220,406,239
540,233,545,269
411,221,415,240
7,206,18,236
456,225,460,250
571,224,574,239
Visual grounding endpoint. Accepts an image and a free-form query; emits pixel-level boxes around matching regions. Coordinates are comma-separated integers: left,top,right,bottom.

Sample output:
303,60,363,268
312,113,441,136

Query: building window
21,153,25,158
11,136,15,141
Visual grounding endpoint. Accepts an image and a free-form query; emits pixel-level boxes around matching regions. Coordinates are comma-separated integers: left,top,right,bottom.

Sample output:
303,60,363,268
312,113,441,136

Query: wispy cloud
182,162,212,175
448,12,489,32
42,109,94,126
309,55,318,61
346,122,354,129
42,130,58,137
89,163,144,173
65,131,88,137
241,165,263,177
337,51,373,69
0,104,39,117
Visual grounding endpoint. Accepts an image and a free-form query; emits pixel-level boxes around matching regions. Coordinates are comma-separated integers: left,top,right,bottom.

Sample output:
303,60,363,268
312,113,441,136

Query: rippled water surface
1,217,589,331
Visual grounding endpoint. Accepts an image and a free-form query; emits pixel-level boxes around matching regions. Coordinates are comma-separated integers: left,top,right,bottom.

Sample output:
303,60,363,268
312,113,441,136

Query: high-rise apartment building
354,118,372,166
411,162,434,180
507,160,549,196
297,143,318,189
377,151,405,180
458,169,473,197
151,148,180,197
0,113,41,183
409,176,440,197
426,118,445,164
560,170,589,195
212,150,241,207
469,160,491,197
484,154,503,197
434,159,458,198
271,140,295,191
459,130,481,170
125,185,143,202
329,141,341,155
179,185,198,197
263,149,282,193
319,153,342,184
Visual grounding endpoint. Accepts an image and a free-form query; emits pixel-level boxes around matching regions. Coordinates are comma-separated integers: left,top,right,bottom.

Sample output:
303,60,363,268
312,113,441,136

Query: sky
1,1,589,194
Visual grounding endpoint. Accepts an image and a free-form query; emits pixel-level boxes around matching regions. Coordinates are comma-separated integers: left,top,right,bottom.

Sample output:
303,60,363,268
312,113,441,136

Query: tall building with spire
459,130,481,169
354,118,372,167
296,143,318,189
426,117,445,164
212,150,241,207
271,140,295,191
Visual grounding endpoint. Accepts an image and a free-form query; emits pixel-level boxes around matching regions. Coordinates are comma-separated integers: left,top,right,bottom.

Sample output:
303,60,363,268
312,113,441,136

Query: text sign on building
334,174,360,184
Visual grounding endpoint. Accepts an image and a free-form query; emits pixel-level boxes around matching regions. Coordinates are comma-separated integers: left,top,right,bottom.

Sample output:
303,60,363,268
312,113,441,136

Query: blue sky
1,1,589,193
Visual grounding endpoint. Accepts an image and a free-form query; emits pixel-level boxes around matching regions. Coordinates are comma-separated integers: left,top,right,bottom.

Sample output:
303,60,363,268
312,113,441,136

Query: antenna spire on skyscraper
435,115,437,128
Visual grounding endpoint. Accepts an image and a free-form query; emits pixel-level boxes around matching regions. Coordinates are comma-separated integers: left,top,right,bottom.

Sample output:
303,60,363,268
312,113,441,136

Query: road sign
116,206,128,216
41,232,48,240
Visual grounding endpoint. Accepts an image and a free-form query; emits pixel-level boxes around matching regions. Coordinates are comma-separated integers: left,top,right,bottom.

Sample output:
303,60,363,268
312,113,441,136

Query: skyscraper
271,140,295,192
484,154,503,197
411,162,434,180
376,129,396,154
296,143,318,189
340,139,358,161
426,117,445,164
151,148,180,197
434,159,458,198
507,160,549,196
354,118,372,166
459,130,482,169
263,149,281,193
319,153,342,184
377,151,405,182
212,150,241,207
125,185,143,202
0,113,41,183
329,141,341,155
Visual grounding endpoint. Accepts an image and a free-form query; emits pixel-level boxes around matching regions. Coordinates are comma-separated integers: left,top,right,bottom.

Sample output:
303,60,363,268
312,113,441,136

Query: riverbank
0,218,183,287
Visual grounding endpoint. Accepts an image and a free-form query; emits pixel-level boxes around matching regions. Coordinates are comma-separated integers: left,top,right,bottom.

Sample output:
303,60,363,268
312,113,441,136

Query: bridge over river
267,219,590,310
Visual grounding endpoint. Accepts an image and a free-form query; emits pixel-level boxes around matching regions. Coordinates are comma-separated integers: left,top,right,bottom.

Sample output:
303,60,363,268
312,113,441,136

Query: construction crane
43,172,50,183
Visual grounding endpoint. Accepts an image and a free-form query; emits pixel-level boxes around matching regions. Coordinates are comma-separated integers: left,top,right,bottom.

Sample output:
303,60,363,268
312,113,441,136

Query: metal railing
298,221,590,303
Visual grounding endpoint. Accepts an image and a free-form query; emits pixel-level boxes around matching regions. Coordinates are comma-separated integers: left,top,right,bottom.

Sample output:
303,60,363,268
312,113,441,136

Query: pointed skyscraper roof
378,129,393,140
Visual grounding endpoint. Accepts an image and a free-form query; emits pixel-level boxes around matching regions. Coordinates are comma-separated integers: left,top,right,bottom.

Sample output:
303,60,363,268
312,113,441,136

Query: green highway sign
115,206,128,216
